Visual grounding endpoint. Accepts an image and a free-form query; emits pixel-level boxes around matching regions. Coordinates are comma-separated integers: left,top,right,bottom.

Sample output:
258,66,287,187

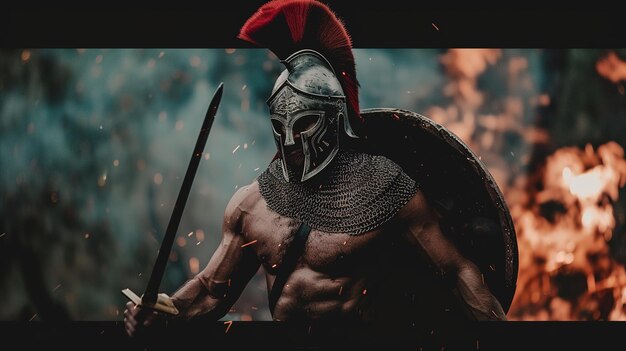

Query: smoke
1,48,624,321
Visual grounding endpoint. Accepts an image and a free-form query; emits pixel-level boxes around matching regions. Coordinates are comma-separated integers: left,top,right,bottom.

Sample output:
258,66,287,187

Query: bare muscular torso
239,181,410,322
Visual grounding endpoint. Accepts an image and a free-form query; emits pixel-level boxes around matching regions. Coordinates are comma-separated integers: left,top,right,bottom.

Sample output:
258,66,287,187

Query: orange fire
596,51,626,84
508,142,626,320
430,49,626,320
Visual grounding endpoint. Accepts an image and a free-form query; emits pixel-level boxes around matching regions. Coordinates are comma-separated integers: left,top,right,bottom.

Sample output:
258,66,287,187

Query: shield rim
358,107,519,312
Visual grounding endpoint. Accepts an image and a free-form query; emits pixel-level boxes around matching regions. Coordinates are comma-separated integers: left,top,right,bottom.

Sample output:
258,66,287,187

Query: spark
196,241,201,246
224,320,233,333
153,173,163,185
251,140,256,145
432,22,440,31
339,286,343,295
241,240,258,248
0,233,5,238
232,145,241,154
187,231,194,237
242,85,247,91
489,264,496,271
29,314,38,321
84,233,90,239
254,167,260,172
343,241,347,245
97,173,107,187
491,310,498,318
138,273,142,277
52,284,61,292
362,289,367,295
272,264,278,268
481,273,485,285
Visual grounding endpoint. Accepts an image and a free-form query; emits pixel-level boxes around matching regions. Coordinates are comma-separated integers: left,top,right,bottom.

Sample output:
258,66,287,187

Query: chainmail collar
257,150,418,235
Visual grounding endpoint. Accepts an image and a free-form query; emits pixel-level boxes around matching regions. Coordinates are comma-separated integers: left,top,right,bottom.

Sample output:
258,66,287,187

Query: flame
596,51,626,84
508,142,626,320
431,49,626,320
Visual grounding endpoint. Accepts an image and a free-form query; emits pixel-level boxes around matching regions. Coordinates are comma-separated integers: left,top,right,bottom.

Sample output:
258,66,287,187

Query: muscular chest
245,212,392,275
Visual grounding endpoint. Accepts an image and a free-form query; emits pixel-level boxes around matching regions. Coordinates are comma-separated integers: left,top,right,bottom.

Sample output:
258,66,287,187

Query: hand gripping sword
122,83,224,315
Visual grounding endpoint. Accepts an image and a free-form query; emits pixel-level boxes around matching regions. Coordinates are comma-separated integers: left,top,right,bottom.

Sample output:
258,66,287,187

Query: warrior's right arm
171,186,260,320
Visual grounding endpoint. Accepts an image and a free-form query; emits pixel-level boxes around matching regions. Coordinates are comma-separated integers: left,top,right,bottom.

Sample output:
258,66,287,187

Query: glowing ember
223,320,233,333
189,257,200,274
596,51,626,84
97,172,107,187
153,173,163,185
196,229,205,241
431,22,439,31
241,240,258,248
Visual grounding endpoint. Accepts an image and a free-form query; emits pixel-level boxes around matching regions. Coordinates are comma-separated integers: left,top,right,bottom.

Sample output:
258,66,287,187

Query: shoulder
224,180,262,221
395,188,437,225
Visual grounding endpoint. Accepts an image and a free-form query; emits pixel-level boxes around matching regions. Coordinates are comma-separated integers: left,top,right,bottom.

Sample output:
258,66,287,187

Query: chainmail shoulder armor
257,150,419,235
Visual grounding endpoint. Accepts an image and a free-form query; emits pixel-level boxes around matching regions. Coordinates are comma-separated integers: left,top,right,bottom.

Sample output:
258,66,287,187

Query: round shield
350,108,518,314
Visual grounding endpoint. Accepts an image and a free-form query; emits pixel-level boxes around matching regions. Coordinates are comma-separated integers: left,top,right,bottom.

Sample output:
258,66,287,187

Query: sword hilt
121,288,179,316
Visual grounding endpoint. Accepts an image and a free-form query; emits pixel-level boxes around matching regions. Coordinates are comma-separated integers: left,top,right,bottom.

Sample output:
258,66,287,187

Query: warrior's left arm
398,190,507,321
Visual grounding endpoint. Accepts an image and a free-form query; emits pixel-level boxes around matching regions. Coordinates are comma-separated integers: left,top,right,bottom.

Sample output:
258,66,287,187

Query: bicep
196,188,260,298
401,192,468,274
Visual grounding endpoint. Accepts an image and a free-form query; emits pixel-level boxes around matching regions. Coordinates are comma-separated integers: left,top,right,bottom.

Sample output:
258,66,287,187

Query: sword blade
142,82,224,305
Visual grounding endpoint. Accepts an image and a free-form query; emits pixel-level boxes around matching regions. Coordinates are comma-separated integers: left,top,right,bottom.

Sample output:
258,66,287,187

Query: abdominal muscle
268,265,370,322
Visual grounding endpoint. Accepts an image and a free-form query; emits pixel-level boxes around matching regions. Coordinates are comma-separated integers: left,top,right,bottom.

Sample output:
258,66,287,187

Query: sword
122,82,224,315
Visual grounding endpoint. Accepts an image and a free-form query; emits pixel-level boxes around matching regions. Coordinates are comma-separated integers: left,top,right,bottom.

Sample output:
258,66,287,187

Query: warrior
125,0,516,336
